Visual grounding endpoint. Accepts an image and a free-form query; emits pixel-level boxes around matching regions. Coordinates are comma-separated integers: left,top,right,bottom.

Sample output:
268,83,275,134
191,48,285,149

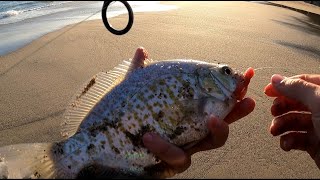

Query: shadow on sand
255,1,320,37
255,1,320,22
270,17,320,37
253,1,320,59
274,40,320,59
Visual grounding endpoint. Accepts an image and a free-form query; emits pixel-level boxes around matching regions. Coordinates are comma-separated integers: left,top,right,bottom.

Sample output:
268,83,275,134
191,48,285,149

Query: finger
280,132,309,152
224,97,256,124
314,113,320,139
264,74,320,98
314,151,320,169
280,132,320,162
186,116,229,155
244,67,255,80
290,74,320,86
237,67,255,100
143,162,177,178
142,133,191,173
270,74,320,112
243,67,254,89
264,75,320,97
271,97,309,116
270,112,312,136
264,83,282,97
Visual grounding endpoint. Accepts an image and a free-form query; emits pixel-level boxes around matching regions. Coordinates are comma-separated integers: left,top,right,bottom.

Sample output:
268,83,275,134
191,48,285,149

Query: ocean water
0,1,177,56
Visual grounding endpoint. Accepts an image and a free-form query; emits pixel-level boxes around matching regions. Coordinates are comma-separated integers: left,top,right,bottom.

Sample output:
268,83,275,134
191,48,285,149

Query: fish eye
221,66,232,75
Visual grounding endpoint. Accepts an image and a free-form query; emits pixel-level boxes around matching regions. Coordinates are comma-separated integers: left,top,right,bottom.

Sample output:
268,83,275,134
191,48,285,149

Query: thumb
271,74,320,112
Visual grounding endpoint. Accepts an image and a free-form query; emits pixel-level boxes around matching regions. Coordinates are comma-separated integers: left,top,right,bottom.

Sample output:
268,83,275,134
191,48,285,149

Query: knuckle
273,97,281,105
175,153,190,166
162,168,176,178
283,78,307,90
215,138,227,148
310,87,320,111
315,88,320,107
210,132,228,148
175,156,191,173
158,144,171,155
291,79,307,88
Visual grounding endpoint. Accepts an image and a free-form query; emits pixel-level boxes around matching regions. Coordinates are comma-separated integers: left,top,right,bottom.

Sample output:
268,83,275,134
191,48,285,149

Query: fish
0,47,247,179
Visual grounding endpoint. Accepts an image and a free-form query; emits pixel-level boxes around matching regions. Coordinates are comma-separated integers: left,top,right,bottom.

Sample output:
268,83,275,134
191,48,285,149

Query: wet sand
0,1,319,178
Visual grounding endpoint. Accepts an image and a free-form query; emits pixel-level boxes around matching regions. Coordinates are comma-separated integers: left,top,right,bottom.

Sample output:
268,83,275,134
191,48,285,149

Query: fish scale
0,47,245,179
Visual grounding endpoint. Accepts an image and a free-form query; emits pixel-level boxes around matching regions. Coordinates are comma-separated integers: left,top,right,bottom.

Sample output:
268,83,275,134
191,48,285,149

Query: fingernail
273,99,282,110
269,120,275,134
209,116,222,129
210,117,223,130
283,139,292,151
272,74,284,85
143,133,153,143
270,120,275,128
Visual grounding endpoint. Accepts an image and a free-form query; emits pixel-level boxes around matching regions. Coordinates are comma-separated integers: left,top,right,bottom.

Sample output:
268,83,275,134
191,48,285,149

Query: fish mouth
233,67,254,100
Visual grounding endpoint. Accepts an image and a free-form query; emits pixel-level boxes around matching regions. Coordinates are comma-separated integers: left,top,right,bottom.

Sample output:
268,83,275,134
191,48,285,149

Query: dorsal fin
61,47,155,139
61,71,122,139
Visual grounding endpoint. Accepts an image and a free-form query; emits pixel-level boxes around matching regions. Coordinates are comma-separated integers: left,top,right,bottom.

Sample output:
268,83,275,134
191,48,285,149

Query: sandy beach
0,1,319,178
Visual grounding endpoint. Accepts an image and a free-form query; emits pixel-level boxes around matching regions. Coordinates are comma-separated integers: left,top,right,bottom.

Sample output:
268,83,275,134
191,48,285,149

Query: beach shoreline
1,1,317,58
0,1,178,56
0,1,320,178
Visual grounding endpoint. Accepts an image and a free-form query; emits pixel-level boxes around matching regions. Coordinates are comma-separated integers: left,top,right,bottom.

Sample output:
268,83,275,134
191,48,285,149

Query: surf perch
0,47,249,178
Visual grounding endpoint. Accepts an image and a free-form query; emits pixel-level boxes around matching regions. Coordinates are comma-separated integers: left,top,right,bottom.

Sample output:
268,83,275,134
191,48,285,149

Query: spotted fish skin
55,60,241,177
0,47,245,179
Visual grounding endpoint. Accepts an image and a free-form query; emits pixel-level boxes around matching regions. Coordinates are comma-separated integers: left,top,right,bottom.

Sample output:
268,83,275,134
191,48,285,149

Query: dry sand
0,1,319,178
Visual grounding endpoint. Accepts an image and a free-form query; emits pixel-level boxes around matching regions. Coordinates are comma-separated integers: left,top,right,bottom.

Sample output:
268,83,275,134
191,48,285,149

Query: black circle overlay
101,1,134,35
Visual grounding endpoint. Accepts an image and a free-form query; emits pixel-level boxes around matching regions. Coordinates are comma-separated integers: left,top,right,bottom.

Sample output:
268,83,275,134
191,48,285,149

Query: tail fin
0,143,57,179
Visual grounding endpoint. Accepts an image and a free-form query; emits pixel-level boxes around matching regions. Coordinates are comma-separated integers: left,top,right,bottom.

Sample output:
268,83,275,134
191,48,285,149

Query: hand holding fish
142,68,256,178
265,74,320,169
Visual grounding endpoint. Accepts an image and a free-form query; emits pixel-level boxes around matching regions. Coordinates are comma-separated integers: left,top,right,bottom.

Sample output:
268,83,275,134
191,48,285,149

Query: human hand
264,74,320,168
142,68,256,178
